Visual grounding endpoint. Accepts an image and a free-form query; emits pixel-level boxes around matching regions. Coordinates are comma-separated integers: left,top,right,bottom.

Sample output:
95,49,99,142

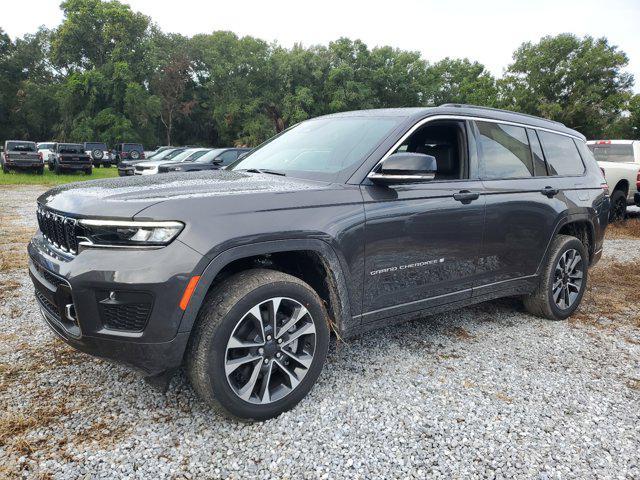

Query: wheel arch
538,214,596,272
178,239,355,337
612,179,629,195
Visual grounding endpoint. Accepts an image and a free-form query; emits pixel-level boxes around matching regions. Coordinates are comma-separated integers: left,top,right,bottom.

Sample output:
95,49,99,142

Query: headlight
77,220,184,248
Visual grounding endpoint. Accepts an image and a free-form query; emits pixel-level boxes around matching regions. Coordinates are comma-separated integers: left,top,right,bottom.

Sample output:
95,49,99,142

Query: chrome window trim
368,114,584,176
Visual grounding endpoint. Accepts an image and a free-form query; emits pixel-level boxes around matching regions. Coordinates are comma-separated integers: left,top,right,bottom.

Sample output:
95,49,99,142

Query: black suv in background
28,105,609,421
47,143,92,175
158,147,251,173
113,143,145,163
83,142,112,168
2,140,43,174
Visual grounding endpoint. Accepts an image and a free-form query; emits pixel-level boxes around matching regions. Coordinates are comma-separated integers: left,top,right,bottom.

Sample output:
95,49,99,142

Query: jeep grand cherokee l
28,105,609,420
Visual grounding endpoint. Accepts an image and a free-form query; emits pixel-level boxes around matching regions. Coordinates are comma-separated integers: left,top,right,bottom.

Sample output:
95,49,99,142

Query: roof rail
439,103,565,126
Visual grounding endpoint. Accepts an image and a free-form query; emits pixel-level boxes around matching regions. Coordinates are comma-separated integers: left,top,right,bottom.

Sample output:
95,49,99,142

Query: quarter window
476,121,533,179
537,131,585,176
526,129,548,176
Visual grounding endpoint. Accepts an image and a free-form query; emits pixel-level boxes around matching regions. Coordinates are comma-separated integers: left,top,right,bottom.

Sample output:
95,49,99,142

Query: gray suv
28,105,609,420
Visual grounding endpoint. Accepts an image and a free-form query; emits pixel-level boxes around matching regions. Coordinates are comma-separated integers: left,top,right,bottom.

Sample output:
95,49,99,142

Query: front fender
177,238,356,335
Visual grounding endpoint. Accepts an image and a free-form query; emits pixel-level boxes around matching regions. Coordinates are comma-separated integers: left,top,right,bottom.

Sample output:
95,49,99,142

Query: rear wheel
523,234,588,320
54,163,62,175
609,189,627,222
36,167,44,175
84,168,92,175
187,269,330,421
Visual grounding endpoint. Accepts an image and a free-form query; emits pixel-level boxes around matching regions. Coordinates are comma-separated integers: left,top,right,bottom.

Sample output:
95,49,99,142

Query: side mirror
368,152,437,184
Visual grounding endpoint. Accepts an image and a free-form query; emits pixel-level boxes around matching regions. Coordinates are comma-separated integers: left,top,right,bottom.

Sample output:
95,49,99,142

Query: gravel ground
1,185,639,479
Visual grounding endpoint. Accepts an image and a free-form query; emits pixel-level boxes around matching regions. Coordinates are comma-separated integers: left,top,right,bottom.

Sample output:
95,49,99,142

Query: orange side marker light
179,276,201,311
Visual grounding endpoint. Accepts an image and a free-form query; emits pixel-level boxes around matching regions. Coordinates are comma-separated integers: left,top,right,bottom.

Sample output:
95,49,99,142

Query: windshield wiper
242,168,286,176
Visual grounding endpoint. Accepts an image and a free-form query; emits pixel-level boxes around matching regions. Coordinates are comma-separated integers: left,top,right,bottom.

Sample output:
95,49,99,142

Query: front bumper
28,233,205,376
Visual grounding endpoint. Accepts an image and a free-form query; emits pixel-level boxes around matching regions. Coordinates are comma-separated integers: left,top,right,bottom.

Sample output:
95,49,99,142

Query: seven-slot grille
36,205,79,254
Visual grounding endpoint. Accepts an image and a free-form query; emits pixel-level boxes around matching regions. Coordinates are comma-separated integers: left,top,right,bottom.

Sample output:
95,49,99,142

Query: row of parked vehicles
117,146,251,176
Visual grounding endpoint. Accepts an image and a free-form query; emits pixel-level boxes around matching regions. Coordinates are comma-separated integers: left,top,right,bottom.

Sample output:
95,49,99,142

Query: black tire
36,167,44,175
2,164,8,174
48,162,54,171
94,162,101,168
609,189,627,222
186,268,330,421
523,234,588,320
84,168,92,175
54,163,62,175
103,163,111,168
129,150,140,160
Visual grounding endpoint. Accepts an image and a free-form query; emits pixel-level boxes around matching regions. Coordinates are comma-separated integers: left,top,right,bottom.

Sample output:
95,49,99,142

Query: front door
360,119,485,323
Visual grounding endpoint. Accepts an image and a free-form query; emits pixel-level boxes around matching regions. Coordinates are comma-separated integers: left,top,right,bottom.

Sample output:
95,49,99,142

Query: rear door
473,121,563,295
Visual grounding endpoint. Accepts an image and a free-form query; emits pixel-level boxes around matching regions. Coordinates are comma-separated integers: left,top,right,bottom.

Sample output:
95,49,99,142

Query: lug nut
258,348,264,355
276,352,282,359
263,358,269,364
266,335,272,341
277,338,283,344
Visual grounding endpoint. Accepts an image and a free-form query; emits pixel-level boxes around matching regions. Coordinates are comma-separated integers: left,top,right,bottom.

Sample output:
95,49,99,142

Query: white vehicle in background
133,148,211,175
587,140,640,221
37,142,56,161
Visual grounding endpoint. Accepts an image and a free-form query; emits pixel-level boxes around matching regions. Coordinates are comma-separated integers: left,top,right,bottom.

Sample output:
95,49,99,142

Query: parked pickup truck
47,143,93,175
587,140,640,221
2,140,44,174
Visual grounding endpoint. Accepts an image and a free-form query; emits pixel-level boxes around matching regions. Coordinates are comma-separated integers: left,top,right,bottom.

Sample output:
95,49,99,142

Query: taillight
597,140,612,145
636,170,640,190
38,152,43,160
140,152,145,159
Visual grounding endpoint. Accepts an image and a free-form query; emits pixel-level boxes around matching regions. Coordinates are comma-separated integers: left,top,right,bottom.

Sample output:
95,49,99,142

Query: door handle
541,186,559,198
453,190,480,204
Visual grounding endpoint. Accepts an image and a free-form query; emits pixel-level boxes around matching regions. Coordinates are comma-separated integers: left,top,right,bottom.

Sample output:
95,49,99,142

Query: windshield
58,144,84,154
170,149,205,163
588,144,635,163
37,143,55,150
229,116,403,181
7,141,36,152
85,143,106,150
163,148,187,160
195,149,225,163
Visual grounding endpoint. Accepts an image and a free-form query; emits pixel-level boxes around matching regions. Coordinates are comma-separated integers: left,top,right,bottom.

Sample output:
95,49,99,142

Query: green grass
0,166,119,186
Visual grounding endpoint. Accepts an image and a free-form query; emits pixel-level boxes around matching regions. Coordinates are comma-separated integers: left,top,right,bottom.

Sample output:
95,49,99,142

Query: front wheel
187,269,330,421
523,234,588,320
609,189,627,222
54,163,62,175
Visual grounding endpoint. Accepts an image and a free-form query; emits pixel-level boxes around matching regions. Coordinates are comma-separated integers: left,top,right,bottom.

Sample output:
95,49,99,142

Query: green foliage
0,1,636,150
501,34,634,139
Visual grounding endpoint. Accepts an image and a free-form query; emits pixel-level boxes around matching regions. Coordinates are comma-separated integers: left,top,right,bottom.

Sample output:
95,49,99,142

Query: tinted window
38,143,55,150
58,144,84,154
123,144,143,152
588,144,635,163
85,142,107,150
476,122,533,179
526,129,548,176
538,131,585,176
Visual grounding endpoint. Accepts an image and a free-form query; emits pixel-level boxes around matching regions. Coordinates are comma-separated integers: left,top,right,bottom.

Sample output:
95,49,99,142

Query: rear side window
526,129,548,176
588,144,635,163
537,131,585,176
476,121,533,179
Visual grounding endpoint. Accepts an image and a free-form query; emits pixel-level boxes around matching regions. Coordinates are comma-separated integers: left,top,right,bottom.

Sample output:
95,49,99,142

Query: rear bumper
4,160,43,168
27,233,205,376
635,192,640,207
58,163,91,170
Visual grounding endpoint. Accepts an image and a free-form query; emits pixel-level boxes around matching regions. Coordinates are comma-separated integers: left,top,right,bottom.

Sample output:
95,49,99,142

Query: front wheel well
557,221,594,264
203,250,343,334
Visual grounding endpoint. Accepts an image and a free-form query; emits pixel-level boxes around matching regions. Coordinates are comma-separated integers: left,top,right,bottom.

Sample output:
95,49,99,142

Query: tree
428,58,498,107
501,34,634,138
152,54,195,145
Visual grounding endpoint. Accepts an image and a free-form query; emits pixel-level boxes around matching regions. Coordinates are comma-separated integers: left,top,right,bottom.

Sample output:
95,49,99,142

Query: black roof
323,104,585,140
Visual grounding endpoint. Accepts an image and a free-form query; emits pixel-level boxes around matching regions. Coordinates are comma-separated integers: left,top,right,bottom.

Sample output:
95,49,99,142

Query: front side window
476,122,533,179
218,150,238,165
230,116,403,181
537,131,585,176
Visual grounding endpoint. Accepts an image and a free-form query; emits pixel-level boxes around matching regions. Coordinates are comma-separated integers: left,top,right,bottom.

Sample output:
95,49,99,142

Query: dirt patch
606,218,640,240
572,262,640,329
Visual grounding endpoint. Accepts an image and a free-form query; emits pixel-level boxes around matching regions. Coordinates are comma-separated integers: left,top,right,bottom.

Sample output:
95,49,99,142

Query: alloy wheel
552,248,583,310
224,297,317,404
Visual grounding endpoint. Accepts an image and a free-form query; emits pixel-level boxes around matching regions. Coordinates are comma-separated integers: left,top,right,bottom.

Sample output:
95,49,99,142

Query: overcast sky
3,0,639,91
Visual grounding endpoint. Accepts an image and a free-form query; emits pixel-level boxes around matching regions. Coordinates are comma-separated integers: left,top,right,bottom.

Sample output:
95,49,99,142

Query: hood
37,170,328,219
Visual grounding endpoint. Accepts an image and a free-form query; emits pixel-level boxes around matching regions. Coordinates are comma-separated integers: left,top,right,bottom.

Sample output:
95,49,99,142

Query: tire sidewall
201,280,330,420
609,190,626,222
546,237,588,319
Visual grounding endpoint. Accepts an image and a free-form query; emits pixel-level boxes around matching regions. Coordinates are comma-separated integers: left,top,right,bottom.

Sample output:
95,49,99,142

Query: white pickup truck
587,140,640,221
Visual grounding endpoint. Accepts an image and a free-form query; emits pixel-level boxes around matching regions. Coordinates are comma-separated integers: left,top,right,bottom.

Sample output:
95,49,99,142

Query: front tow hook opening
65,303,78,324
